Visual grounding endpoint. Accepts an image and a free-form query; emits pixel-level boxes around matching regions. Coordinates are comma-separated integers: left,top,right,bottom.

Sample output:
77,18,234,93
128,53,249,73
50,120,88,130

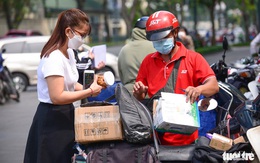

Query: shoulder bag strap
143,58,182,110
160,57,182,93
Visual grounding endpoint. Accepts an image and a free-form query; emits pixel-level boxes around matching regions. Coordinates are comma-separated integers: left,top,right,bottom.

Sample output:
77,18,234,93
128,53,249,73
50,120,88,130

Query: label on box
209,133,233,151
74,105,123,144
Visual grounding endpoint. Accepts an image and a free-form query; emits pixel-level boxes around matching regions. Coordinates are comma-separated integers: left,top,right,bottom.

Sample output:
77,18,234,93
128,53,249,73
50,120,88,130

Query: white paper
92,44,106,68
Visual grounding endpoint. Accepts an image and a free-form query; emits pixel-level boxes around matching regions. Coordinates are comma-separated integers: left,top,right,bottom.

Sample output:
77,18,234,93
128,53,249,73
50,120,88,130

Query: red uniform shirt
136,42,216,145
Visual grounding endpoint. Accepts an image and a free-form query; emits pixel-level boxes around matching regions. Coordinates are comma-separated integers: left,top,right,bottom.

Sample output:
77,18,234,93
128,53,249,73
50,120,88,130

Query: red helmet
146,11,179,41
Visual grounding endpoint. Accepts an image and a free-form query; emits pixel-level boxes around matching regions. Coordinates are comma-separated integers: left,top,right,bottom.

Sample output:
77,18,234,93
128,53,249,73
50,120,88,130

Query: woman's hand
95,61,105,70
89,75,103,97
88,49,94,60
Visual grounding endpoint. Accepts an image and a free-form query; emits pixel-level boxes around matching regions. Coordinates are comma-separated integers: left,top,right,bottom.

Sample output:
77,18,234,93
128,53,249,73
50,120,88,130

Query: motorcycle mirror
223,36,228,51
198,98,218,112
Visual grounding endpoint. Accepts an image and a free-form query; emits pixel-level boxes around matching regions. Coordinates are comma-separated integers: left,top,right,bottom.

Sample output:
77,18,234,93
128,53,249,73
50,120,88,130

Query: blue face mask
152,37,175,55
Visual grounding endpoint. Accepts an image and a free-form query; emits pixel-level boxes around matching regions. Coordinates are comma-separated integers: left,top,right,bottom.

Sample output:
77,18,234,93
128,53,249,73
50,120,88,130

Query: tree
198,0,218,46
120,0,139,37
103,0,111,42
223,0,256,42
75,0,85,10
0,0,31,29
239,0,256,42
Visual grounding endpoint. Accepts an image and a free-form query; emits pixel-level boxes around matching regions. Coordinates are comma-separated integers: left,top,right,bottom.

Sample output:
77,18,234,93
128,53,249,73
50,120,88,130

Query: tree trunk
76,0,85,10
210,4,216,45
193,0,198,33
3,0,13,29
241,0,250,42
121,0,139,38
103,0,111,42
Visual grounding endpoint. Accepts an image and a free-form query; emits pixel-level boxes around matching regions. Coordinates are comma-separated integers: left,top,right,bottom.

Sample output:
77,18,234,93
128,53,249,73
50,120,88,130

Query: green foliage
196,46,223,55
0,0,32,29
196,42,251,55
231,42,250,47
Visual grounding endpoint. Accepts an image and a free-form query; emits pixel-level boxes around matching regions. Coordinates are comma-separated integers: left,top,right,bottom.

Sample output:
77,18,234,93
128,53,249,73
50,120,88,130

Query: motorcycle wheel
0,95,6,104
0,80,6,104
14,90,20,102
3,82,10,102
12,73,28,93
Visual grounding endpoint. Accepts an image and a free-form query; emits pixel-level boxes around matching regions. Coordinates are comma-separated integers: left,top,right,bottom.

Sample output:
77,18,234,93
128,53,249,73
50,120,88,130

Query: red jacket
136,42,216,145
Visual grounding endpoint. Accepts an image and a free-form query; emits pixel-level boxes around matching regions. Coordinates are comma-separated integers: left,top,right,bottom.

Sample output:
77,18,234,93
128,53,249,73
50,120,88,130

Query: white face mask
152,37,174,55
68,30,84,49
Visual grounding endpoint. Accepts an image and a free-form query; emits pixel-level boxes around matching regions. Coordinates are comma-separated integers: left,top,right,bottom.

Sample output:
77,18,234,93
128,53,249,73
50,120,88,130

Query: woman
23,8,102,163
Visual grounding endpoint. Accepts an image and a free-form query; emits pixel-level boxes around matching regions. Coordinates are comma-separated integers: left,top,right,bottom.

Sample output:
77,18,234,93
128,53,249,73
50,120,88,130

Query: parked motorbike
0,49,19,104
212,36,247,111
227,64,259,94
230,93,260,162
243,75,260,100
209,36,247,137
228,47,260,95
209,37,259,161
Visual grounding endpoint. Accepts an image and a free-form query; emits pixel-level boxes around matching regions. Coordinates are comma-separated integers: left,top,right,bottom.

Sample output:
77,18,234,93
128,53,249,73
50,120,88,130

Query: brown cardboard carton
209,133,233,151
74,105,123,144
233,136,246,144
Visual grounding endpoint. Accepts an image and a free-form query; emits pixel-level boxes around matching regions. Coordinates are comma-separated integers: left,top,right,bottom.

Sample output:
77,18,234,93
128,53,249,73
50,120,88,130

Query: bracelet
89,87,93,97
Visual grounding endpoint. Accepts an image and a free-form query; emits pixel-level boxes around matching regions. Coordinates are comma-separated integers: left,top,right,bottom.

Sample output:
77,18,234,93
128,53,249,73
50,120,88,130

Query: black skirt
24,102,75,163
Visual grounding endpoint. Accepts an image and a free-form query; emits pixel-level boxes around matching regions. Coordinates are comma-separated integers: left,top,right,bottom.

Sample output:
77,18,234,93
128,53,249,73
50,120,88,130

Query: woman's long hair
41,8,91,58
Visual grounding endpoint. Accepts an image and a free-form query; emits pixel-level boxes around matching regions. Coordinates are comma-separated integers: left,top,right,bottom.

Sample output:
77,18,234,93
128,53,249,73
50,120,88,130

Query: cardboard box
233,136,246,144
74,105,123,144
153,92,200,134
209,133,233,151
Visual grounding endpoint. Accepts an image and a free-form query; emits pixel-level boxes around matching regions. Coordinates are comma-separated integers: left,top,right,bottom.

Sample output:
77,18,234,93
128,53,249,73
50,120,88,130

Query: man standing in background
118,16,156,92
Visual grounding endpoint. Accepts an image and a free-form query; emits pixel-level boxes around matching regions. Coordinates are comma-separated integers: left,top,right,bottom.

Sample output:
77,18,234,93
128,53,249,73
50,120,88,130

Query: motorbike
227,63,260,95
0,49,19,104
211,36,247,117
228,47,260,95
209,36,260,161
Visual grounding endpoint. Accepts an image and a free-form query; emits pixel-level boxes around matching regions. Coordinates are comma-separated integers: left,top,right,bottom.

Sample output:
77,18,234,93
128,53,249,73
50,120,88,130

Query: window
6,32,27,37
23,42,46,53
31,32,42,36
2,42,24,53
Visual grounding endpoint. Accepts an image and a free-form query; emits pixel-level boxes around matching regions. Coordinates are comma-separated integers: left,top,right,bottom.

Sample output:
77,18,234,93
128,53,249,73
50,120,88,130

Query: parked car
0,36,119,92
1,29,42,39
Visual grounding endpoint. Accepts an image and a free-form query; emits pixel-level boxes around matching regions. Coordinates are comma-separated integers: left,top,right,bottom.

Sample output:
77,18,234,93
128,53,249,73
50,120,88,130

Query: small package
153,92,200,134
74,105,123,144
209,133,233,151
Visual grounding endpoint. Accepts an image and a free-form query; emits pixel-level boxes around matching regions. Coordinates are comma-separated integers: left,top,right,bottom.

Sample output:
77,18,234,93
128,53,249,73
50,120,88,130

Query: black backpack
115,83,152,144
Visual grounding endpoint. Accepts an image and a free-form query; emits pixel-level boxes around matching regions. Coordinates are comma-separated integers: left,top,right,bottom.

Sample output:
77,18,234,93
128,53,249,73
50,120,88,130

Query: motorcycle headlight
240,71,251,78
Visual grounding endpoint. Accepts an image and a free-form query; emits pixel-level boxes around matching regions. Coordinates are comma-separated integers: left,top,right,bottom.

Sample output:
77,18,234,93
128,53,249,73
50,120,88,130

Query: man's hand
133,81,148,100
185,86,201,104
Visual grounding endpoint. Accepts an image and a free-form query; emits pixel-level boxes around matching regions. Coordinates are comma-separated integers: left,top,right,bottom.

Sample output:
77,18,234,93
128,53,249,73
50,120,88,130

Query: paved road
0,45,251,162
0,88,38,163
